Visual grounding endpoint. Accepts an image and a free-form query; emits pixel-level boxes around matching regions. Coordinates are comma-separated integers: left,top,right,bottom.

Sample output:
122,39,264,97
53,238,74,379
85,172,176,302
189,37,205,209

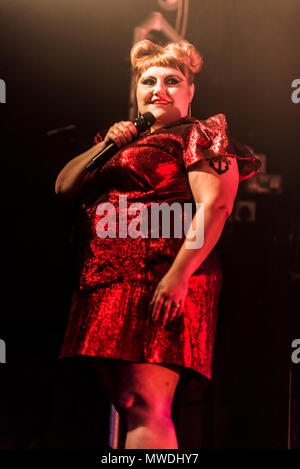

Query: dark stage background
0,0,299,449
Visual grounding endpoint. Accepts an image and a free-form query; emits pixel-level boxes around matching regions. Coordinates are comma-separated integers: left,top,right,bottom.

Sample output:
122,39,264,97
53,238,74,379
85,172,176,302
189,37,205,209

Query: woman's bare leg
95,358,182,449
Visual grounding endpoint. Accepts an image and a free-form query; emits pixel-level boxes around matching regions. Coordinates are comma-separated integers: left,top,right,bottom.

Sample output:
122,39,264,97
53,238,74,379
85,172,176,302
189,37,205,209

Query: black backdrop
0,0,299,449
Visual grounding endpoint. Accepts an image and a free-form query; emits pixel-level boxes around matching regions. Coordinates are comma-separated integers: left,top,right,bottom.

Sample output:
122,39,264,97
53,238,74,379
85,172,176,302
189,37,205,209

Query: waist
77,238,222,289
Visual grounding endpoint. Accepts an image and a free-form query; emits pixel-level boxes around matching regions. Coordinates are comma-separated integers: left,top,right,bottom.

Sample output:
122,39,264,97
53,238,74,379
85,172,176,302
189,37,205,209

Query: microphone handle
85,141,117,173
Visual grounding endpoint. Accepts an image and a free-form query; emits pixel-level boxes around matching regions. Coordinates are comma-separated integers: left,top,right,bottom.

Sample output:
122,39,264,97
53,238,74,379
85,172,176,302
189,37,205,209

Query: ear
189,83,195,102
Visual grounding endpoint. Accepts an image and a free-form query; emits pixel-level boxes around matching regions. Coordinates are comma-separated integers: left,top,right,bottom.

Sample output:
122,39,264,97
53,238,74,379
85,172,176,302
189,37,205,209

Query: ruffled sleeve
182,113,261,182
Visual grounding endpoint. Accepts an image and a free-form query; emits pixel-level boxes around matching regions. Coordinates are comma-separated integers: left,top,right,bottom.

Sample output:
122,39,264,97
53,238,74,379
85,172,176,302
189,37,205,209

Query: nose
152,79,167,96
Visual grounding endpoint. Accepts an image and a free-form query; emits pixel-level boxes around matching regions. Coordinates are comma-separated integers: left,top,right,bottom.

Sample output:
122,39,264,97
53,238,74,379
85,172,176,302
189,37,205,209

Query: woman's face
136,65,194,131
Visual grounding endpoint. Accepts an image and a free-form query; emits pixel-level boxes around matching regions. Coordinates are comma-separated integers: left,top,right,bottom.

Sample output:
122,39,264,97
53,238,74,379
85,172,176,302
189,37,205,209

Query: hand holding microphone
103,121,138,148
86,112,156,172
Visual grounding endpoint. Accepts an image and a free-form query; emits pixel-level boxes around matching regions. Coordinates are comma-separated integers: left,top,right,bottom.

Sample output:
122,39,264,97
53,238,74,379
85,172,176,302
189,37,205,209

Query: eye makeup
140,75,183,85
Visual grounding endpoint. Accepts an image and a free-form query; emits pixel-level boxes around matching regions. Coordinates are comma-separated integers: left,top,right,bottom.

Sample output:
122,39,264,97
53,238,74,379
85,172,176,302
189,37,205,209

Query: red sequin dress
59,113,261,380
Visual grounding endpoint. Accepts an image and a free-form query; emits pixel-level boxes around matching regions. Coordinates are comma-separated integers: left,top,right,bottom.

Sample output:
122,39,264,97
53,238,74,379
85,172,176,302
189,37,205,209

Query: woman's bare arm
54,120,138,201
168,157,239,279
150,156,239,323
54,140,106,200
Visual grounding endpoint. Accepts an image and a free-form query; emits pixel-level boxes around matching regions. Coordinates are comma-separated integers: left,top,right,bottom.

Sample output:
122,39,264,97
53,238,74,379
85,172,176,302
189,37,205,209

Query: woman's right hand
103,121,138,148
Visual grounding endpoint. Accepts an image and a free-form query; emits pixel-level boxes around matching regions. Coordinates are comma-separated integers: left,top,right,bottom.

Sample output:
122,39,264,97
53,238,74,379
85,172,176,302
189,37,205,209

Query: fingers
105,121,138,148
150,286,159,308
165,301,182,324
161,299,173,327
151,296,165,322
169,303,182,322
151,294,182,325
150,278,185,325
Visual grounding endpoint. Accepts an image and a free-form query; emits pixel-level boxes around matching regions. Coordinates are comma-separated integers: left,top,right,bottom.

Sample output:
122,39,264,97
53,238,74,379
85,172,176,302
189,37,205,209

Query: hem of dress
58,351,212,381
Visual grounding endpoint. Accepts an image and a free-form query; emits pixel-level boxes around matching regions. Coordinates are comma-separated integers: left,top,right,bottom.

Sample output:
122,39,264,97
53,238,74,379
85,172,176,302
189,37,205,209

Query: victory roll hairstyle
130,39,203,86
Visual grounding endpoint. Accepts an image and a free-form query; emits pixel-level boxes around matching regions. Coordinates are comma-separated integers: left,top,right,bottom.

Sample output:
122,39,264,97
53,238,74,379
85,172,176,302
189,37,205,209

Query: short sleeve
182,113,262,182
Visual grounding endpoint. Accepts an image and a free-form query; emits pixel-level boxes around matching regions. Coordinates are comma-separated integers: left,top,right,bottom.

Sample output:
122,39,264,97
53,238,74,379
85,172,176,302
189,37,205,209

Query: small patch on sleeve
209,156,231,175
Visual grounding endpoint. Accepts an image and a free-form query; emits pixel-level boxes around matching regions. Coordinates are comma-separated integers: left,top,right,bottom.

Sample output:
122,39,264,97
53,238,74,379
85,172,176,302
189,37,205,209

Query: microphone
85,112,156,172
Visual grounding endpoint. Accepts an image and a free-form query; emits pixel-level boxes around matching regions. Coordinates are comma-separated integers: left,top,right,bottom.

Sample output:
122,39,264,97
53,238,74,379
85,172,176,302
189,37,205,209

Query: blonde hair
130,39,203,86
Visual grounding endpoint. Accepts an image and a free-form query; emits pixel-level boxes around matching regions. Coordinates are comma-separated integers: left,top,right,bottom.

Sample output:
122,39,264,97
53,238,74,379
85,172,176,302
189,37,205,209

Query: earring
188,102,192,117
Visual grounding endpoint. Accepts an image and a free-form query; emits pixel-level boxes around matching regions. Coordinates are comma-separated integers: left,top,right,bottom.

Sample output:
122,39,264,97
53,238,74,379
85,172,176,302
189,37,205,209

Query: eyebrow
140,73,183,80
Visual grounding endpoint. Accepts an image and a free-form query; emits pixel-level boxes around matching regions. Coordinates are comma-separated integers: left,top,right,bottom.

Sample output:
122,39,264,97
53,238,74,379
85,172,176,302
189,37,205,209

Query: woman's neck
150,115,189,133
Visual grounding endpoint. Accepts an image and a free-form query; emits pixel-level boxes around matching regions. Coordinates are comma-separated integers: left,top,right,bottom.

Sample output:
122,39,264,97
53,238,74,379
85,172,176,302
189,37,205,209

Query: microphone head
134,112,156,133
142,112,156,126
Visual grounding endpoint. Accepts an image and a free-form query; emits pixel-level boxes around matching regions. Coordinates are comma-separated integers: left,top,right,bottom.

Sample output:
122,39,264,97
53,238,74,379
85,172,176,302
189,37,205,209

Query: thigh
94,357,182,413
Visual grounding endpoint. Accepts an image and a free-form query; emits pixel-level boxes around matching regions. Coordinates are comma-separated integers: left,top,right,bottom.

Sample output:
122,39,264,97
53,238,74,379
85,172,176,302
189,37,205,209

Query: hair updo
130,39,203,86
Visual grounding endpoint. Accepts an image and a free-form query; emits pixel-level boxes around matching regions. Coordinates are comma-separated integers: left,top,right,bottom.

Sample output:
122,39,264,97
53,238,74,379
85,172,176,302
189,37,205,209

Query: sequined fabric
59,113,261,380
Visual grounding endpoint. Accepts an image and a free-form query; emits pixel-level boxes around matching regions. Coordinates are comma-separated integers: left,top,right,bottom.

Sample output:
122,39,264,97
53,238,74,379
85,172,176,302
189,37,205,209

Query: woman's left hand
150,270,189,326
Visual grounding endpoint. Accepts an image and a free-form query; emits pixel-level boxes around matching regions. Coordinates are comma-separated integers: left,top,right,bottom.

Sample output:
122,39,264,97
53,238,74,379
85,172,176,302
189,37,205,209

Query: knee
113,392,135,418
116,391,172,428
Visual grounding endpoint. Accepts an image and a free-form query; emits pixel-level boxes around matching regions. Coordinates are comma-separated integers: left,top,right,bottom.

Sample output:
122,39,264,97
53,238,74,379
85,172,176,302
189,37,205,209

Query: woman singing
55,39,261,449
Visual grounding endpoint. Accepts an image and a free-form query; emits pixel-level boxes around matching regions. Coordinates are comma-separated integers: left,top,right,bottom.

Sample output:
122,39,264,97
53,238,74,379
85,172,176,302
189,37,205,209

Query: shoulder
180,113,229,151
192,113,228,129
180,113,230,171
184,113,228,131
182,113,261,182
